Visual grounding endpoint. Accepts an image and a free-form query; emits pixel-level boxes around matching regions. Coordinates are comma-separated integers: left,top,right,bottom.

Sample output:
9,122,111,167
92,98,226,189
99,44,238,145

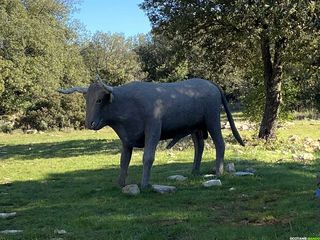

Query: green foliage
81,32,146,85
141,0,320,129
19,94,85,131
0,0,90,130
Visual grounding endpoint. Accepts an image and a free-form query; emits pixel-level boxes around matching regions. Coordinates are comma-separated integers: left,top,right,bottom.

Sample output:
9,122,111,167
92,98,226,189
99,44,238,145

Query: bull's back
122,79,220,139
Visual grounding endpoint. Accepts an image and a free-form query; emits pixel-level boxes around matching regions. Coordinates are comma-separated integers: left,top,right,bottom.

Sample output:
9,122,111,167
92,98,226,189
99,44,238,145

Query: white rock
288,135,299,142
167,175,187,181
245,168,256,173
0,212,16,219
292,153,314,161
122,184,140,196
152,185,176,194
26,129,37,134
229,187,236,191
226,163,236,173
240,124,250,130
202,179,222,187
54,229,67,235
203,174,216,179
235,171,254,176
0,230,23,234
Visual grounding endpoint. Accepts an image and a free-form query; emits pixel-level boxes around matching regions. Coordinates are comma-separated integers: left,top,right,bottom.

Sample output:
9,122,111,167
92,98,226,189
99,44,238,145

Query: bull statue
58,76,244,189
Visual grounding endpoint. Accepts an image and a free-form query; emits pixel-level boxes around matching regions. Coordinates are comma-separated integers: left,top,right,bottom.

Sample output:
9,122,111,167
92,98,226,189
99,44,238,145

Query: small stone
26,129,37,134
0,212,16,219
152,185,176,194
203,174,216,179
234,171,254,176
54,229,67,235
288,135,299,142
122,184,140,196
226,163,236,173
202,179,222,187
302,153,314,160
240,124,250,130
304,137,313,143
292,153,314,161
167,175,187,181
0,230,23,234
245,168,256,174
229,187,235,191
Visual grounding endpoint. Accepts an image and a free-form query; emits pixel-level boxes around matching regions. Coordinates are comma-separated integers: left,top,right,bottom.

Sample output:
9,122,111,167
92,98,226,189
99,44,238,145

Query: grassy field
0,120,320,240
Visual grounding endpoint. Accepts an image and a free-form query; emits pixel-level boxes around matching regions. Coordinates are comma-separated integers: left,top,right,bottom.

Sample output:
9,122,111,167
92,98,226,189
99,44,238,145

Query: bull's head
57,75,113,130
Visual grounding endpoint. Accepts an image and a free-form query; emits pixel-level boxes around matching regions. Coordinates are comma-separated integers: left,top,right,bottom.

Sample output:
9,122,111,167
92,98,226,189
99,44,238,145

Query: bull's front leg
118,144,133,187
141,122,161,189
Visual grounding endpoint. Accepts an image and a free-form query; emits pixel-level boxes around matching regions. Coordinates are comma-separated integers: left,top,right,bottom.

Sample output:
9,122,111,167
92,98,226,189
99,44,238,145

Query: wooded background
0,0,319,139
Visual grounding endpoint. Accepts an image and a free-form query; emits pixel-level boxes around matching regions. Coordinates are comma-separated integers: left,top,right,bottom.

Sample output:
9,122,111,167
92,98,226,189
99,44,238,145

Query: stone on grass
167,175,187,181
0,230,23,234
292,153,314,161
226,163,236,173
202,179,222,187
234,171,254,176
0,212,16,219
54,229,67,235
288,135,299,142
245,168,256,174
239,124,250,131
229,187,236,191
203,174,216,179
122,184,140,196
152,185,176,194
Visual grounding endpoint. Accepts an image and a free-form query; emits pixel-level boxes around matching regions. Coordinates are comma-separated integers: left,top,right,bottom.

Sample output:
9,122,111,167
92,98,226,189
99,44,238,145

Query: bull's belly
160,122,205,140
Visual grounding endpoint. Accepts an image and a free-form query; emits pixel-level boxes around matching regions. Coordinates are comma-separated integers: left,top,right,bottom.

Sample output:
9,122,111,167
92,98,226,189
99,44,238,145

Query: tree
81,32,146,85
0,0,89,129
141,0,320,139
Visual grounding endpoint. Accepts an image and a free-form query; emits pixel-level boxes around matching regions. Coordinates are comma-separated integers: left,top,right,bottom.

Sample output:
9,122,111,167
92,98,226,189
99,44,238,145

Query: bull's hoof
117,179,126,188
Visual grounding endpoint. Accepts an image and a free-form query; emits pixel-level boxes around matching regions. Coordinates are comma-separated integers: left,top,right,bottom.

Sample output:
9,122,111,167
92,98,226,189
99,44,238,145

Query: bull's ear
57,87,88,94
97,82,113,103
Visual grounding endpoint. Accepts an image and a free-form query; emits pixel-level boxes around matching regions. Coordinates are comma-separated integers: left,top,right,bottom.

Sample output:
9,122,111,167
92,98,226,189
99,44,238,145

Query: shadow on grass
0,139,121,160
1,158,320,240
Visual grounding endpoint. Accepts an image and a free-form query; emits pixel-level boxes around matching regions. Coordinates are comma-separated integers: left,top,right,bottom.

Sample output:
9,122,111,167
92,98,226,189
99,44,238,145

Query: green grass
0,121,320,240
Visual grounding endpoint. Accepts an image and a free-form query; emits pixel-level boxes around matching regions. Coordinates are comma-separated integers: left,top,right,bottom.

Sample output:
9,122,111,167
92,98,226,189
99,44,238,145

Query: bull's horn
57,87,88,94
95,75,112,93
98,81,113,93
95,74,102,81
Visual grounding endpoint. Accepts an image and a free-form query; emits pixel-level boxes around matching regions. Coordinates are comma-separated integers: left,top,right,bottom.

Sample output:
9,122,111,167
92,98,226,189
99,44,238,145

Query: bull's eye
96,99,102,104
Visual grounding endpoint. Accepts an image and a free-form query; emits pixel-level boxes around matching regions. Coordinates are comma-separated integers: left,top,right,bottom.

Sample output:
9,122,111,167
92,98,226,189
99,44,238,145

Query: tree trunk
258,30,285,140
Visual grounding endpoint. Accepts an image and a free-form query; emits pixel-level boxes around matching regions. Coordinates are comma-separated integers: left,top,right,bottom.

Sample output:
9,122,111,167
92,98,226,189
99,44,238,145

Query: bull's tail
216,85,245,146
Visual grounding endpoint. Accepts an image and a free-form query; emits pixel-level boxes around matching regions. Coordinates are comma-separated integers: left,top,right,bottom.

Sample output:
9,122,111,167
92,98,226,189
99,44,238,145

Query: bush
19,94,85,131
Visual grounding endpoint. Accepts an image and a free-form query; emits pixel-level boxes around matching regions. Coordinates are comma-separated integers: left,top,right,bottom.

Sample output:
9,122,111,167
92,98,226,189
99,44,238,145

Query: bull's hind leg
206,112,225,176
191,130,204,175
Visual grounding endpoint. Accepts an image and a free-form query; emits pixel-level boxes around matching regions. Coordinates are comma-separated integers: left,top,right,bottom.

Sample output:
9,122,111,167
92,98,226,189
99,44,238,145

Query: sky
72,0,152,37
